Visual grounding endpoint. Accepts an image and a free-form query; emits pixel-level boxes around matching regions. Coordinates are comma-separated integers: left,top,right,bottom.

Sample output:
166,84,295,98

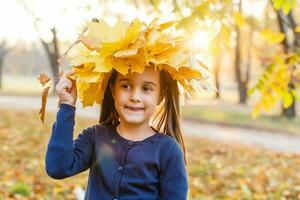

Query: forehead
116,66,160,84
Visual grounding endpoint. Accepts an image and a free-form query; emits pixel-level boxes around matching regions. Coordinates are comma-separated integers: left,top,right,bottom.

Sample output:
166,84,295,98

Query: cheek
114,89,126,106
145,93,160,107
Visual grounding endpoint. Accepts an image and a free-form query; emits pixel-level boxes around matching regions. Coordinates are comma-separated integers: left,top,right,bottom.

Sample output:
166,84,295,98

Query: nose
130,88,141,103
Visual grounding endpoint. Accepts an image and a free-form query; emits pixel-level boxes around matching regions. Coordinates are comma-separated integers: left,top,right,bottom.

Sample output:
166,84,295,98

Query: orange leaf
37,73,51,87
39,86,50,123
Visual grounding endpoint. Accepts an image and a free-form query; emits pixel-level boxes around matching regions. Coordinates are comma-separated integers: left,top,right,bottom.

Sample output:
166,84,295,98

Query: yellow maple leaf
178,67,203,81
261,29,285,44
41,17,211,113
95,72,112,104
234,11,246,27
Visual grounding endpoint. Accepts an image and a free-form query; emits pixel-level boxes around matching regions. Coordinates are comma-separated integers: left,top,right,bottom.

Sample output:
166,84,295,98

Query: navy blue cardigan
45,103,188,200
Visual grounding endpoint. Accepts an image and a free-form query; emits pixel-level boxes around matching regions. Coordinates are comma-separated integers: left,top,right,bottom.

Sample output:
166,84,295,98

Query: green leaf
247,85,256,96
10,182,31,197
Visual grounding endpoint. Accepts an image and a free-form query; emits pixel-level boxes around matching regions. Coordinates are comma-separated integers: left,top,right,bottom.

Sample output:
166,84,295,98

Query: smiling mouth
125,106,144,111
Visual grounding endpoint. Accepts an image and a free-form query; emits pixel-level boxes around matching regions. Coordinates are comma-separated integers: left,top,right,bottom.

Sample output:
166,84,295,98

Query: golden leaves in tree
261,29,285,44
233,11,246,27
248,53,300,118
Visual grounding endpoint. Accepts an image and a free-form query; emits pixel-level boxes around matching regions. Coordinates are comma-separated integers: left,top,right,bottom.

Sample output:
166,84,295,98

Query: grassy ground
0,107,300,199
182,102,300,135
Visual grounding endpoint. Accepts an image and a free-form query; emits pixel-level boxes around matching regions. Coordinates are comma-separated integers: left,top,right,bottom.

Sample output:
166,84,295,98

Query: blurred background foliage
0,0,300,199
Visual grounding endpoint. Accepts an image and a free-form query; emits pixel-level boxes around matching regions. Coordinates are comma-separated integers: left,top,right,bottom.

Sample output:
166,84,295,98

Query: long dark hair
99,68,186,164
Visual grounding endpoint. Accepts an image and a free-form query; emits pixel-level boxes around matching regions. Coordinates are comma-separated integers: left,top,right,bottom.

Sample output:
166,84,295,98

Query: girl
45,65,188,199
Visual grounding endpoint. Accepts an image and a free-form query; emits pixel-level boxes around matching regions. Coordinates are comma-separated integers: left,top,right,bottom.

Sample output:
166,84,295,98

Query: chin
122,117,146,125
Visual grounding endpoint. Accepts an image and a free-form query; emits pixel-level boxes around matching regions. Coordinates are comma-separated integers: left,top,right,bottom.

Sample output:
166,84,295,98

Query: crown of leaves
38,17,210,123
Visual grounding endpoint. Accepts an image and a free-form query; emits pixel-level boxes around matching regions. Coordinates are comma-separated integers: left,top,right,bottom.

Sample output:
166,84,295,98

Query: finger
66,69,75,75
58,79,72,91
63,69,75,78
59,70,64,77
65,79,74,93
60,76,72,85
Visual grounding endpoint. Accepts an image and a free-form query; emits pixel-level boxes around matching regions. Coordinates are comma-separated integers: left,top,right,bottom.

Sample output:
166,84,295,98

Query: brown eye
143,86,152,92
121,84,130,89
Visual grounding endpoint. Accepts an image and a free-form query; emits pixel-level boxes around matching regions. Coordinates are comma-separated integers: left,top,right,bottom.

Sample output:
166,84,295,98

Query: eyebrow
118,78,157,87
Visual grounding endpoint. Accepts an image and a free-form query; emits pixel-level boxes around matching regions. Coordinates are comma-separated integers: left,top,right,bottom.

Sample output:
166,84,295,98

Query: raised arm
159,140,188,200
45,103,94,179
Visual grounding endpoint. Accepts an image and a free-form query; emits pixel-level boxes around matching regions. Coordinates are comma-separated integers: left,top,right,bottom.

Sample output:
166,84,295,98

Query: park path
1,95,300,154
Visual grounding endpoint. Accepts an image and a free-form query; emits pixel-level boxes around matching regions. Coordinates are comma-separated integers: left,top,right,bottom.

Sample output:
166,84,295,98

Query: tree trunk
240,24,253,105
234,0,247,104
23,2,61,94
275,10,296,118
214,53,221,99
287,12,300,48
39,27,60,94
0,56,3,89
0,41,11,89
282,82,296,118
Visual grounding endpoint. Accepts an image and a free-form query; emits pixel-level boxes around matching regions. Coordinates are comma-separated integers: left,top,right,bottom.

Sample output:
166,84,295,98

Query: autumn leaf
38,86,50,123
2,106,300,198
37,73,52,123
37,73,51,87
43,17,211,114
113,49,139,58
272,0,296,14
261,29,285,44
234,11,246,27
282,91,293,108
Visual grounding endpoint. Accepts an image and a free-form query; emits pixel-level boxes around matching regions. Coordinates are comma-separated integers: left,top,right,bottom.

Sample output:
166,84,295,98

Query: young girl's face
111,66,161,127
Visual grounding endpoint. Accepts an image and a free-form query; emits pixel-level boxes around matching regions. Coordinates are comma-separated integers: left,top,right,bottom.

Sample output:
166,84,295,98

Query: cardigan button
128,141,134,146
118,166,123,171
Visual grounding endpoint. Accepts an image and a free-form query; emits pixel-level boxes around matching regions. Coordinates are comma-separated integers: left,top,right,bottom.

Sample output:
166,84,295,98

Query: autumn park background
0,0,300,199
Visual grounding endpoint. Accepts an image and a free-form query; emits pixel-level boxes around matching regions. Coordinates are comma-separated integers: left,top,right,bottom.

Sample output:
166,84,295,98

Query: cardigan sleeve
45,103,94,179
159,140,188,200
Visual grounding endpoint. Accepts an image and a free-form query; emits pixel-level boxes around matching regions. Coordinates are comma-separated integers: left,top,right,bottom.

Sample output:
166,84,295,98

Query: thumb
65,70,76,79
67,78,77,93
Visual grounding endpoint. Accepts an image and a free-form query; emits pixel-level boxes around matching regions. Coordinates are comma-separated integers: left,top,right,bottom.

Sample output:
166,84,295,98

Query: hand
55,69,77,107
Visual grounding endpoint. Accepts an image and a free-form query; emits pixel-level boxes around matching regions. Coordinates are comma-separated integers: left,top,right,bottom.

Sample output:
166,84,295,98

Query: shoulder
93,123,114,133
92,123,116,140
76,123,113,143
157,134,181,148
157,134,183,159
157,134,186,175
80,123,112,134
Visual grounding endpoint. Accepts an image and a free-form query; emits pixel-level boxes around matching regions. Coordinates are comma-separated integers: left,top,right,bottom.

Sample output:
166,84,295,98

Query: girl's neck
116,121,156,141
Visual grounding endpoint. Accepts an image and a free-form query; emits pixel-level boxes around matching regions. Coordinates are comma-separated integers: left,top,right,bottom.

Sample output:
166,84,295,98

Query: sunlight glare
189,31,211,50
